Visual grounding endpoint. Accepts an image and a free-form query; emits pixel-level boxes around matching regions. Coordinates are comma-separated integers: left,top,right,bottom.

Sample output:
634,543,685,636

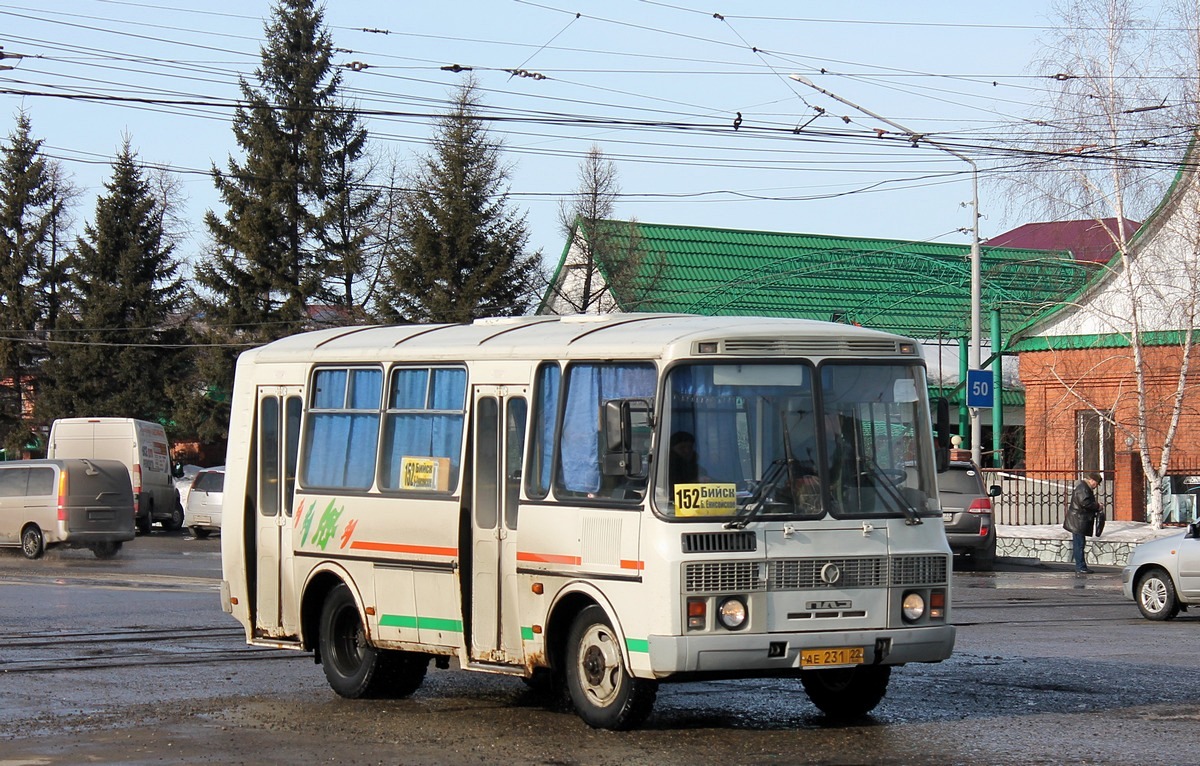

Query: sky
0,1,1171,277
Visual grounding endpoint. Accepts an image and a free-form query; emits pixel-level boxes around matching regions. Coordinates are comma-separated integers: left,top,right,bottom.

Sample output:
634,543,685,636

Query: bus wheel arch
565,604,657,729
301,567,356,654
307,571,429,700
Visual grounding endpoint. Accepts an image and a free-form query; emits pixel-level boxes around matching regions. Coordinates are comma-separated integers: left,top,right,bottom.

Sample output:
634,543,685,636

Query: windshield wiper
725,459,792,529
860,457,923,525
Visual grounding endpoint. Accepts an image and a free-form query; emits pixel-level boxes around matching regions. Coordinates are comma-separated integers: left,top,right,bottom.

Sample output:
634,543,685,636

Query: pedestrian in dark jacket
1064,472,1103,574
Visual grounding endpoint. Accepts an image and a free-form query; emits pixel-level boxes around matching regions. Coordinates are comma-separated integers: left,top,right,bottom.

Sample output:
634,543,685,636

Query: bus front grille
890,554,949,585
683,561,767,593
681,531,757,553
770,557,889,589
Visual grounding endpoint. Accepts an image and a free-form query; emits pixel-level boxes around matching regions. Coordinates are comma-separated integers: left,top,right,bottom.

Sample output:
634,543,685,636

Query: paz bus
219,313,955,730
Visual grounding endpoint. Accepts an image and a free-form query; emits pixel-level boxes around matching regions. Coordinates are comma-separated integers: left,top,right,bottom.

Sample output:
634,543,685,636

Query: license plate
943,512,954,522
194,515,211,525
801,646,865,667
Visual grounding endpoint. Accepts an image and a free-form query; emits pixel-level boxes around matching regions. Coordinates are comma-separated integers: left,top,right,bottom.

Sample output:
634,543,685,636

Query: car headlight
902,592,926,622
717,597,748,630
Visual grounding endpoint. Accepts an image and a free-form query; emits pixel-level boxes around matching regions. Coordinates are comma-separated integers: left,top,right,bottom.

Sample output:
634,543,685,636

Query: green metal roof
556,220,1098,341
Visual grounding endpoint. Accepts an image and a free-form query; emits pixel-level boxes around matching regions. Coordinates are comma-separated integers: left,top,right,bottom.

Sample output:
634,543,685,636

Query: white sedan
1123,526,1200,620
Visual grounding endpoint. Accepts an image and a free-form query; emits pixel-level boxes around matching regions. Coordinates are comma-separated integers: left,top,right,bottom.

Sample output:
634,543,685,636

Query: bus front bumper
644,624,956,677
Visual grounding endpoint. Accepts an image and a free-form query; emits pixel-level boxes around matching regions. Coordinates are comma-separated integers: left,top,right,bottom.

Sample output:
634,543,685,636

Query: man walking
1064,472,1103,574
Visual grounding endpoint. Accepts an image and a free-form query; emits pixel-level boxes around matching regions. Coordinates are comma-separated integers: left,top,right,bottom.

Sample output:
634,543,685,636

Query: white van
0,458,135,558
47,418,183,533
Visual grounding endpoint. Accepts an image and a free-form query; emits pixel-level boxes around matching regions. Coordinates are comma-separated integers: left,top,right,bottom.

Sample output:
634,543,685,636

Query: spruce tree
0,113,59,456
377,79,541,322
195,0,369,437
36,141,186,424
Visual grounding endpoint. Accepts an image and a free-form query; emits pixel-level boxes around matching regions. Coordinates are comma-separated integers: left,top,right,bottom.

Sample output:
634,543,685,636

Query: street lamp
789,74,984,465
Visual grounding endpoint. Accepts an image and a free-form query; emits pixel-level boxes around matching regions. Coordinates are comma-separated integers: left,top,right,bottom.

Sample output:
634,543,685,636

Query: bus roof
239,313,918,365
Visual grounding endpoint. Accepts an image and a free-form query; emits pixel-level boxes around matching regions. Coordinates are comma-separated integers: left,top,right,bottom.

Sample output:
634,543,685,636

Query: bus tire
565,605,657,730
318,584,428,699
21,525,44,559
800,664,891,718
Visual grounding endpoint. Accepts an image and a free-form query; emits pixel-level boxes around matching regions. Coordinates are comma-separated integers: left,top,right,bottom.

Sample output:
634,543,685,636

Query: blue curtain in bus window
391,368,429,409
380,367,466,489
669,365,808,486
559,363,655,495
305,368,381,489
529,364,560,498
312,368,347,408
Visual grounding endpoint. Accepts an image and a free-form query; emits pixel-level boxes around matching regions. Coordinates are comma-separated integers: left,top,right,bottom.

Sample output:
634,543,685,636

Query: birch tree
1011,0,1200,525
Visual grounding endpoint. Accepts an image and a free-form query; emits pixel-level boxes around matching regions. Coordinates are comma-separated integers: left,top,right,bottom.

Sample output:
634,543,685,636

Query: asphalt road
0,532,1195,765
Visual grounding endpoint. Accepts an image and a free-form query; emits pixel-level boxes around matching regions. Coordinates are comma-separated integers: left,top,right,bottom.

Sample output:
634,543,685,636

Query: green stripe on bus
521,626,535,641
625,638,649,654
380,614,463,633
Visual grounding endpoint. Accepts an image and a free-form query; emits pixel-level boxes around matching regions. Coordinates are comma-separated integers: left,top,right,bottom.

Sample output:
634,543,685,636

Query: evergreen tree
0,112,59,456
36,141,186,424
195,0,368,438
377,79,541,322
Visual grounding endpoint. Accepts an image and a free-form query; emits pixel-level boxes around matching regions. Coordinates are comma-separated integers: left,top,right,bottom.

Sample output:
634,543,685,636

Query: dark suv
939,461,1002,570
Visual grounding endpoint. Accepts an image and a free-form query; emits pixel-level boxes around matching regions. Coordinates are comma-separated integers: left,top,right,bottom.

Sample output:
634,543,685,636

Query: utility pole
789,74,984,465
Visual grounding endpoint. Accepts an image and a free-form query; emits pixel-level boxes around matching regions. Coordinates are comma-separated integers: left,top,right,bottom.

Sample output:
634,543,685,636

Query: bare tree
1010,0,1200,526
543,145,664,314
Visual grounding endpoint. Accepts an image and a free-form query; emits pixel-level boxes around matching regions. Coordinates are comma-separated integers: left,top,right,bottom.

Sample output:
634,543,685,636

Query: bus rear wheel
318,583,428,699
800,664,891,718
565,605,657,730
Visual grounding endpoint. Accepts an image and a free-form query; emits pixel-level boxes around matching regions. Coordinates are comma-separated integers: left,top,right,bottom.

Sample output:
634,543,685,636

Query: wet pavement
0,534,1196,764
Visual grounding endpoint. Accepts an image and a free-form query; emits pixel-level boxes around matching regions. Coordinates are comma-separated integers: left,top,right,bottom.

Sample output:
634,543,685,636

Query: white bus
220,314,955,729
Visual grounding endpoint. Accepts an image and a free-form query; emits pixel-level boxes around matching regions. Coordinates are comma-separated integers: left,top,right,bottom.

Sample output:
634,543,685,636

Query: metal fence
980,468,1113,526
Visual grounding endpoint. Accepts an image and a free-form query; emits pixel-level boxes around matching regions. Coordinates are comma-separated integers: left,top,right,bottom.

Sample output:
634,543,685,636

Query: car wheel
801,664,891,718
162,503,184,531
136,509,152,534
91,541,122,559
190,527,211,540
21,525,45,560
973,539,997,572
565,604,657,730
1136,567,1180,621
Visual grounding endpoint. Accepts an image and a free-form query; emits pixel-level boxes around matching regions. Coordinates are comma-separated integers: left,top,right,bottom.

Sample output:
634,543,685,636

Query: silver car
1123,526,1200,620
186,467,224,540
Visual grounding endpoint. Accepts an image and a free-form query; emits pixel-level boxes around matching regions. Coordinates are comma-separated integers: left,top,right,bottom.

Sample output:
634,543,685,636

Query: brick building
1011,144,1200,523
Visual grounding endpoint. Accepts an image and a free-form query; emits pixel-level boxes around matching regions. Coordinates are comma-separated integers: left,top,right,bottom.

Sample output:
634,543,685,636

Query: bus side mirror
601,399,653,477
933,397,951,473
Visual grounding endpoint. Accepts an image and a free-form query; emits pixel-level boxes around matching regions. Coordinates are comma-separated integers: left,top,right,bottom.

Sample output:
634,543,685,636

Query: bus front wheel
800,664,891,718
565,605,657,730
318,583,428,699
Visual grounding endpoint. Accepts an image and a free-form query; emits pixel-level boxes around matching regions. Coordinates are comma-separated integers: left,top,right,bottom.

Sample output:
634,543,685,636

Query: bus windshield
654,361,938,523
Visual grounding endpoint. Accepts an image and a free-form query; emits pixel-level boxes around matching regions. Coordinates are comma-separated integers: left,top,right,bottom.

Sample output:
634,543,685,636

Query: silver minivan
0,458,136,559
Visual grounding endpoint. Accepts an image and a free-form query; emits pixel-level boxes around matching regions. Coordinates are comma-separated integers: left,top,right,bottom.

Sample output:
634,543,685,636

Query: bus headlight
901,592,926,622
716,597,748,630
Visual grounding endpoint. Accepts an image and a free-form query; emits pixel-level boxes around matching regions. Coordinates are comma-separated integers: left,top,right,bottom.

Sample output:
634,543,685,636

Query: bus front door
252,387,303,640
469,387,528,665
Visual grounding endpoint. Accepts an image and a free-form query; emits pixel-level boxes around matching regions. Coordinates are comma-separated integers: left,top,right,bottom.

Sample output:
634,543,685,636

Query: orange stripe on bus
620,559,644,571
350,541,458,557
517,551,582,566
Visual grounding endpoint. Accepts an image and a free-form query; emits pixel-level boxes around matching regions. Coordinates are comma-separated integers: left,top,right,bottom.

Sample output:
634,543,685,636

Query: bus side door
469,386,527,665
253,386,303,640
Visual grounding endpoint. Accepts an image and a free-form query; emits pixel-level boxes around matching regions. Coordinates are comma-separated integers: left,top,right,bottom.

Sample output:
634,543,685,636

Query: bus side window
555,362,656,501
